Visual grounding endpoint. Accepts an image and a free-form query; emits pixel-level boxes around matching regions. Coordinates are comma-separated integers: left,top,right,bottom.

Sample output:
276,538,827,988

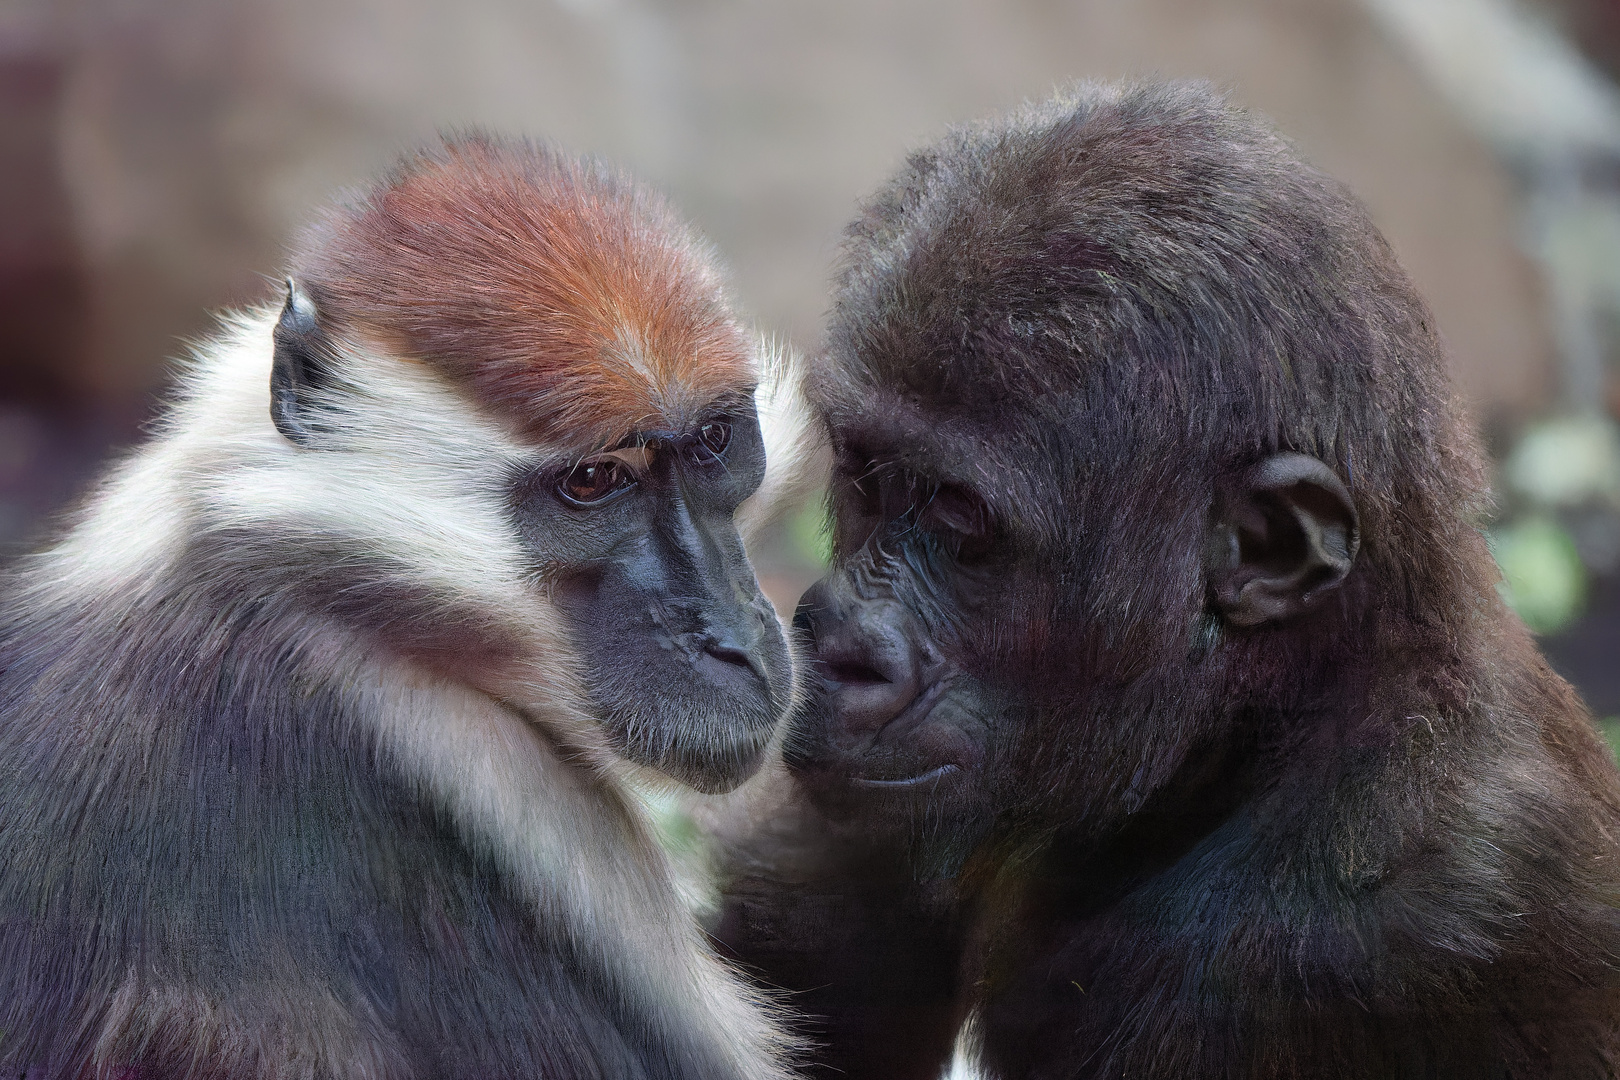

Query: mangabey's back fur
712,83,1620,1080
0,137,809,1079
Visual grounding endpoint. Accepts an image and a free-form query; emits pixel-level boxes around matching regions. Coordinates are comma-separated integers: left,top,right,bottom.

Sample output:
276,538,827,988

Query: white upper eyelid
593,446,657,476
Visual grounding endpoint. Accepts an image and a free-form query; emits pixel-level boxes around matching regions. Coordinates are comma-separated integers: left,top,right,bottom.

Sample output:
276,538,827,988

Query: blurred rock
4,0,1561,429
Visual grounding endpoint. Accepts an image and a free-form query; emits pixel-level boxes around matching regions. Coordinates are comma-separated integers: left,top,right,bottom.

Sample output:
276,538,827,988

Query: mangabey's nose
701,627,768,685
794,580,920,738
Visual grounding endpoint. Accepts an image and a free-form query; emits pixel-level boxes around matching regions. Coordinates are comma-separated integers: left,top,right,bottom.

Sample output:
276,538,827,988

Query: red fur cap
296,135,755,448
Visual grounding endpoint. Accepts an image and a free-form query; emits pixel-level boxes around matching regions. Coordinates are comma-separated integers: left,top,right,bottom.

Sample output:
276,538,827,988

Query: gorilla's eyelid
920,483,992,535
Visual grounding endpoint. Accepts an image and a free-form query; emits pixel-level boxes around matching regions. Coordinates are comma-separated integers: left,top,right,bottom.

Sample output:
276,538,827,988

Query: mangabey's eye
558,458,637,506
919,483,996,564
690,419,733,462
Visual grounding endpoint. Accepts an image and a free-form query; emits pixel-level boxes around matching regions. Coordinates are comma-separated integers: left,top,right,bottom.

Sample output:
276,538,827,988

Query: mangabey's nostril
823,660,889,686
703,632,768,686
705,639,754,670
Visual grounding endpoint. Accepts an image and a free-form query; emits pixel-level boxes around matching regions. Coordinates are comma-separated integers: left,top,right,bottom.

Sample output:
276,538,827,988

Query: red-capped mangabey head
236,135,794,792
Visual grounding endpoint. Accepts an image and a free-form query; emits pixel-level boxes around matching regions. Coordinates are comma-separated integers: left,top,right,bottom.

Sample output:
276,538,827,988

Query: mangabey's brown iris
559,458,637,505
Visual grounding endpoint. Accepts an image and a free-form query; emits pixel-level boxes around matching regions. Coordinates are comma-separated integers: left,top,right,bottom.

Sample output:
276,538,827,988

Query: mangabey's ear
1208,452,1359,627
270,278,338,447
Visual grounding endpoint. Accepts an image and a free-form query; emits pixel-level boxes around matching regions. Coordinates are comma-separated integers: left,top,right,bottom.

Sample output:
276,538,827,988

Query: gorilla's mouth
850,763,960,788
870,675,954,740
833,680,985,790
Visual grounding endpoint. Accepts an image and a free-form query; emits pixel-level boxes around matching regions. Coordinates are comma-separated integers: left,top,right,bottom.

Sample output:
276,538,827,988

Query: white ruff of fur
365,665,794,1078
29,306,797,1077
736,334,827,546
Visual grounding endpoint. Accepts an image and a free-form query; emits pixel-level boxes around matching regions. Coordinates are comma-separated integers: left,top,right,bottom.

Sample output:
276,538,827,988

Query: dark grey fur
0,525,751,1078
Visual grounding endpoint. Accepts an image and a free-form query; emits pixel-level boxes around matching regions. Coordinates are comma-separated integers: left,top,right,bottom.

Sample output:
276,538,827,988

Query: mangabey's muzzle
653,594,776,693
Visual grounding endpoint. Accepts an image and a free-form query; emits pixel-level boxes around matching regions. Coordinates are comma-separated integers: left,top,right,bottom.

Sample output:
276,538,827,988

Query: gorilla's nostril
791,580,832,641
824,661,889,686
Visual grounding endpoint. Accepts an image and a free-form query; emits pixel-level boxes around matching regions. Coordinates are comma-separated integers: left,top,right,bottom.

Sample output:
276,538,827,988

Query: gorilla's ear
1208,453,1359,627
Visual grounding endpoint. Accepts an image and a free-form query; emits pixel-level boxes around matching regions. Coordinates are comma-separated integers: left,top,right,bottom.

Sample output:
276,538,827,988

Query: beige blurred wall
8,0,1554,427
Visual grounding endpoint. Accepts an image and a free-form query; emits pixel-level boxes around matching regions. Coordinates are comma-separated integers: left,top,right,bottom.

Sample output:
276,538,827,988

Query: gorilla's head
785,82,1489,873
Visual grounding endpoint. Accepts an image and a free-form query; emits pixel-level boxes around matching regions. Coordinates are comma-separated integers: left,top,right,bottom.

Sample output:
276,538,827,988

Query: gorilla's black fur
715,82,1620,1079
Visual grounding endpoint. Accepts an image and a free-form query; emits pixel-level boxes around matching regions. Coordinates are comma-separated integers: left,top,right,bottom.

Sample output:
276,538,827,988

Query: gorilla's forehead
809,371,1056,515
827,218,1135,422
825,85,1341,422
823,257,1093,430
814,383,957,462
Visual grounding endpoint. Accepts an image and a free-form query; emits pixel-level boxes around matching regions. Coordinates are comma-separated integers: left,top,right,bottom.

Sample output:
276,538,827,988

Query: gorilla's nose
794,582,920,739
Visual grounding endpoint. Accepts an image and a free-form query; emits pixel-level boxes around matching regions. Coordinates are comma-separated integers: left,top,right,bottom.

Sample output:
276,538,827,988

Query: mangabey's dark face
508,398,793,793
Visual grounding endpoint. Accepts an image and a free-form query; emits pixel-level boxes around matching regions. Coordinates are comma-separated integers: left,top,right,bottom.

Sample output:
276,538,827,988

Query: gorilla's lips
793,674,987,796
849,763,960,789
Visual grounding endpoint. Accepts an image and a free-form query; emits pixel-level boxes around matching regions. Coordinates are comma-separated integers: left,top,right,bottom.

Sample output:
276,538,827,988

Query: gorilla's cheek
866,689,990,778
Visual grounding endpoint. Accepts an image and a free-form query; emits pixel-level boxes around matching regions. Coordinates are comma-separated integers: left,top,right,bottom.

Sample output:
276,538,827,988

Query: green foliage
1490,515,1587,634
1503,416,1620,509
1601,717,1620,763
787,499,832,567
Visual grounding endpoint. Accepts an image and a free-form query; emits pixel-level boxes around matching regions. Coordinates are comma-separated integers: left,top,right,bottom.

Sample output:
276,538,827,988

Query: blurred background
1,0,1617,727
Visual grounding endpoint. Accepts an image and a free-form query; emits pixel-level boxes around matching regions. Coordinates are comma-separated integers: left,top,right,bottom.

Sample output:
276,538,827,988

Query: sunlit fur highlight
737,334,829,545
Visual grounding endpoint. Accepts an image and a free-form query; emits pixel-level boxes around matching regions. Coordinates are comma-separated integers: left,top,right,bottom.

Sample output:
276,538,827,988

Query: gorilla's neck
984,694,1264,923
982,589,1575,998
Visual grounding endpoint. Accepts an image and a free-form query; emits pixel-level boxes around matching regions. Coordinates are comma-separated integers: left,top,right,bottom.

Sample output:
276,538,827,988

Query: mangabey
0,136,807,1079
710,83,1620,1080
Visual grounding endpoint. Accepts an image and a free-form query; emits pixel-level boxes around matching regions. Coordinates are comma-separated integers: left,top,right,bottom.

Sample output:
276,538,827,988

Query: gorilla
710,82,1620,1080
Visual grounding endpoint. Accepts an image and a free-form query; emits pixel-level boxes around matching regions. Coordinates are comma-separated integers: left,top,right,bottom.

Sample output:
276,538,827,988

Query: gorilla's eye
558,458,637,506
920,484,995,563
692,420,733,460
